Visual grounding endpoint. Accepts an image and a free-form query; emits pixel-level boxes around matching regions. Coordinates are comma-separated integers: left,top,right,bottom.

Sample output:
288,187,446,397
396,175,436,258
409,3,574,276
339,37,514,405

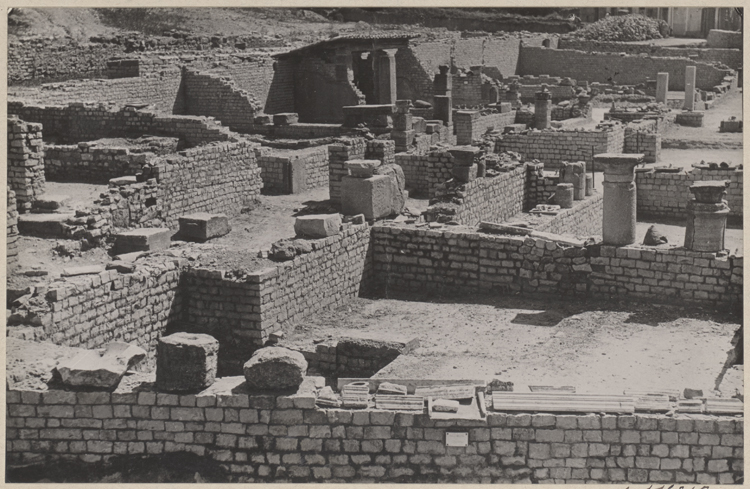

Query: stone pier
595,153,644,246
376,49,397,105
684,66,697,111
534,90,552,130
656,72,669,104
684,181,730,252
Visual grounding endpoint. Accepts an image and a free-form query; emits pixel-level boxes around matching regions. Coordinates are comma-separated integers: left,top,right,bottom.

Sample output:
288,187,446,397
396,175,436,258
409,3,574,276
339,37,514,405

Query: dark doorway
352,51,376,104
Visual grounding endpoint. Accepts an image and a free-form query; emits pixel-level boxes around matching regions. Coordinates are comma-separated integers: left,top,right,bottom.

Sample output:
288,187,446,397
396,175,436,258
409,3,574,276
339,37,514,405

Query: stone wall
494,125,625,170
8,101,233,148
293,57,364,124
624,121,661,164
328,138,393,204
706,29,743,49
395,150,454,198
517,46,732,91
183,69,263,133
7,188,20,270
557,38,743,70
257,146,330,194
44,144,158,184
371,226,742,308
7,380,743,483
536,193,603,237
525,163,560,209
7,116,45,212
180,223,372,374
636,167,743,220
455,111,516,145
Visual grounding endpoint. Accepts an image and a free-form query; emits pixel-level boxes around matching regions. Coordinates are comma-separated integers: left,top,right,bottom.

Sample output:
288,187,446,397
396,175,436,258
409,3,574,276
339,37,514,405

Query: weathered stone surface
55,341,146,390
61,265,106,277
156,332,219,393
643,225,669,245
294,214,341,239
114,228,172,254
555,183,574,209
109,176,138,186
341,175,399,220
243,347,308,391
273,113,299,125
346,159,382,178
433,399,460,412
178,213,231,241
271,240,298,261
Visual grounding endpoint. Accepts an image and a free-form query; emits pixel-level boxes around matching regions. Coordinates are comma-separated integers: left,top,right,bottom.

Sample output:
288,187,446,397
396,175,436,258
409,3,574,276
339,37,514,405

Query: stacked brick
494,125,625,169
6,383,743,483
624,122,661,163
7,116,45,212
44,144,157,183
106,58,140,78
428,165,527,226
181,224,372,374
535,194,603,236
636,167,743,220
558,38,743,70
525,163,560,209
455,111,516,145
98,179,162,229
183,69,262,133
675,112,704,127
257,146,329,194
7,188,20,269
328,138,367,204
371,226,742,308
8,101,234,148
250,123,343,139
365,140,396,166
395,150,454,198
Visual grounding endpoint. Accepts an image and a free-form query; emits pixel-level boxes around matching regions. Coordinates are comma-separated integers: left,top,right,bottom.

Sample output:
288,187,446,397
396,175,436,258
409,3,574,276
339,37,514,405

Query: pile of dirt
571,14,668,42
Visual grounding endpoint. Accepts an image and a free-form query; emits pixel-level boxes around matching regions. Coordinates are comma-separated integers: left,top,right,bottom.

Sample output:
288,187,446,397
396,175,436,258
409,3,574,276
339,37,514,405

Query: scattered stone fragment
643,225,669,245
294,214,341,239
270,240,298,261
378,382,408,396
178,213,231,241
683,387,704,399
115,228,172,254
432,399,460,412
106,261,137,273
61,265,106,277
243,346,308,391
156,332,219,393
55,341,146,390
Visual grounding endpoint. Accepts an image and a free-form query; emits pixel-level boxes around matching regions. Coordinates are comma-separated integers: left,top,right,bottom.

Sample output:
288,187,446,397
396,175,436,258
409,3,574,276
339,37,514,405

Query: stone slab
56,341,146,389
156,332,219,393
18,213,75,238
294,214,342,239
114,227,172,254
341,175,396,220
178,213,231,241
346,159,381,178
109,176,138,186
61,265,107,277
32,194,71,211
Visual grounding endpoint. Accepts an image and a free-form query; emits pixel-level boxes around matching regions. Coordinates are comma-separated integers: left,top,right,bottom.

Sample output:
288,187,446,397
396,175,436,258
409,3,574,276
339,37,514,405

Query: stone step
18,213,75,238
31,194,72,213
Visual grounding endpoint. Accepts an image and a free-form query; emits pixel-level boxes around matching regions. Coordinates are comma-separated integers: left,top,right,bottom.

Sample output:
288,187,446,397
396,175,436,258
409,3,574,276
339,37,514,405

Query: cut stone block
114,228,172,254
499,102,512,113
391,129,415,147
377,382,407,396
62,265,107,277
18,213,76,238
433,399,460,413
109,176,138,186
178,213,231,241
346,159,381,178
452,164,478,183
55,341,146,390
243,346,308,391
412,117,427,133
448,146,482,166
156,332,219,393
294,213,342,239
341,175,397,220
32,194,71,212
392,113,413,131
273,113,299,125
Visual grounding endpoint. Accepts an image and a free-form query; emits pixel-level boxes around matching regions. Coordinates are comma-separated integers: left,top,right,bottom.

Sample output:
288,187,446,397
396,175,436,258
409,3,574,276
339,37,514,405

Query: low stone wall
395,149,454,198
536,193,603,237
7,116,45,212
525,163,560,209
7,188,20,269
454,110,516,145
636,167,743,220
180,223,372,374
257,146,329,194
371,226,742,308
251,123,345,139
44,144,157,184
6,381,743,484
624,121,661,164
706,29,743,49
328,138,394,204
494,125,625,170
183,69,262,133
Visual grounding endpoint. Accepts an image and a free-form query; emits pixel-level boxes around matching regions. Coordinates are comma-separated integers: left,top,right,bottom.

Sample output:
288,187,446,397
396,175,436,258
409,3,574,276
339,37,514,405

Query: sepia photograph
4,5,744,483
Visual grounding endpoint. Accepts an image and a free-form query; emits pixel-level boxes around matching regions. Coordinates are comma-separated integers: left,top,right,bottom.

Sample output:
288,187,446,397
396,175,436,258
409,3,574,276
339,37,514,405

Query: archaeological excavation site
4,7,744,484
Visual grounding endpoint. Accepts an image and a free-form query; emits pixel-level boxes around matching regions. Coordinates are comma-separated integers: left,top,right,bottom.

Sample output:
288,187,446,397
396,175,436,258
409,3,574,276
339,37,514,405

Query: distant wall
257,146,329,194
517,46,732,90
182,69,262,133
455,110,516,145
44,144,157,184
7,188,20,270
706,29,742,49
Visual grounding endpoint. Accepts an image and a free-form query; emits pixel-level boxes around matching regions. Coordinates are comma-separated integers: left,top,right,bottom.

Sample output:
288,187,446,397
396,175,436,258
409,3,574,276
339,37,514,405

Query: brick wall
8,101,234,148
536,193,603,236
44,144,158,184
183,69,262,133
451,73,485,106
257,146,329,194
518,46,732,91
327,138,368,204
7,116,45,212
7,188,20,269
6,383,743,484
371,226,742,308
455,111,516,145
706,29,742,49
180,223,372,374
293,57,364,124
395,150,454,198
557,38,743,70
494,125,625,170
525,163,560,209
251,123,344,139
636,167,743,220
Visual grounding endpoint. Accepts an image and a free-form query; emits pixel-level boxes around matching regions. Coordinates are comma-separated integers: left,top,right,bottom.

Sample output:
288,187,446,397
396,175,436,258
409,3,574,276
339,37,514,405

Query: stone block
393,113,413,131
452,164,478,183
391,130,415,147
294,214,341,239
273,113,299,126
56,342,146,390
342,175,398,219
178,213,231,241
243,347,308,391
156,333,219,393
412,117,427,133
287,158,307,194
448,146,482,166
32,194,71,212
114,228,172,254
499,102,512,113
109,176,138,186
346,159,381,178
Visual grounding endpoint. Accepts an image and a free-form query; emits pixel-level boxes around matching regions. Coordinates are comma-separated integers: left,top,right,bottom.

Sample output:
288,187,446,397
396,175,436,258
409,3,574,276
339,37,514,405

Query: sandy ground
285,295,740,396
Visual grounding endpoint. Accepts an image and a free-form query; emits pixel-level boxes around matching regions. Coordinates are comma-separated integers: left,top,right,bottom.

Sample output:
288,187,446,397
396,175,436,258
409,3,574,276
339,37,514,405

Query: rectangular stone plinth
346,159,382,178
273,113,299,126
178,213,231,241
341,175,396,220
594,153,645,165
294,214,342,239
115,227,172,254
448,146,482,166
391,130,415,147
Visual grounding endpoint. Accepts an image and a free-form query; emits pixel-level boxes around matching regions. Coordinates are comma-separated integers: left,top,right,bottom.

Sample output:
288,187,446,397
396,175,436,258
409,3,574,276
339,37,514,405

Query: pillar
656,72,669,104
534,90,552,130
684,181,730,252
434,65,452,95
595,153,644,246
434,95,452,125
560,161,586,200
684,66,696,111
376,49,397,105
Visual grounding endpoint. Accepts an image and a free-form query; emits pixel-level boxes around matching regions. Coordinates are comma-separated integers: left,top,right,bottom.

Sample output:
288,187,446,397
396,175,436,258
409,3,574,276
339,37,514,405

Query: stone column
684,181,730,252
656,72,669,104
595,153,644,246
684,66,696,111
534,90,552,130
434,65,452,96
434,95,452,125
376,49,397,105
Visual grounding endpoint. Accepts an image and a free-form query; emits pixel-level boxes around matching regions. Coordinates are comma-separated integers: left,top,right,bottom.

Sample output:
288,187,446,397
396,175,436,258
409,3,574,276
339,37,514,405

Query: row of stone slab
114,212,231,254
